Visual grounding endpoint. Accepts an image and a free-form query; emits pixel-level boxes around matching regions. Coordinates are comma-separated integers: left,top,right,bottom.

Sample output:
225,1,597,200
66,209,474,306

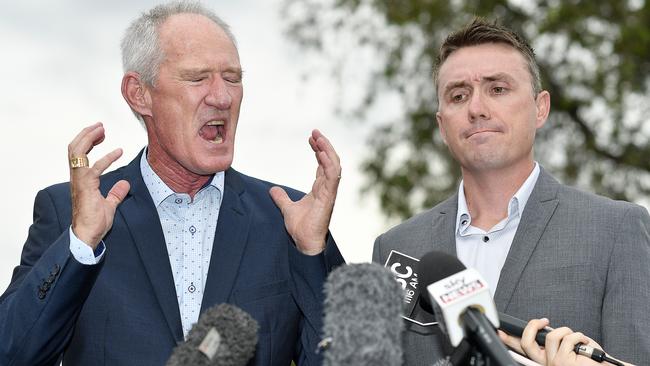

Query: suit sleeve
600,204,650,365
0,189,104,366
289,233,344,365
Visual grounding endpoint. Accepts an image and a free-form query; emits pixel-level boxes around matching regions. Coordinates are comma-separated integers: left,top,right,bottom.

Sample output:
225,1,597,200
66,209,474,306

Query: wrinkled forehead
158,13,240,63
437,43,531,92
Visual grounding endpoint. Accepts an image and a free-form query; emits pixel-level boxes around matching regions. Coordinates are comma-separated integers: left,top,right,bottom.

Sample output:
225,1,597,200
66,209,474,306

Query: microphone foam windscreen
322,263,404,366
166,303,258,366
417,251,466,310
432,357,453,366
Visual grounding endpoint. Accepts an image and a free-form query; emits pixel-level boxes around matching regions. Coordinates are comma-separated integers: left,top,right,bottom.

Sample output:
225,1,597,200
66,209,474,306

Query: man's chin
197,157,233,175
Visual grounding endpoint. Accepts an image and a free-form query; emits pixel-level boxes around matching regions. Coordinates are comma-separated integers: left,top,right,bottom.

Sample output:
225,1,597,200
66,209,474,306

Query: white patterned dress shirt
140,151,224,337
455,163,540,293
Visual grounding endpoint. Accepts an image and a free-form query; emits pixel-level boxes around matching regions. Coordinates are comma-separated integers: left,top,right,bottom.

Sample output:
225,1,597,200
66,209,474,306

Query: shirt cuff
69,226,106,265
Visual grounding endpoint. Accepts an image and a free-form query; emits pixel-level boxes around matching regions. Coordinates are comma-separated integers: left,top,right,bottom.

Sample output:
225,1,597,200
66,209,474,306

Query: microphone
419,251,518,366
166,303,258,366
498,312,549,346
383,250,437,326
320,262,404,366
498,313,627,366
383,251,549,345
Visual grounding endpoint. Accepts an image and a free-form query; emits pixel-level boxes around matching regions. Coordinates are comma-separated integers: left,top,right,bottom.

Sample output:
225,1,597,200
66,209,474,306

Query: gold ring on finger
69,156,89,169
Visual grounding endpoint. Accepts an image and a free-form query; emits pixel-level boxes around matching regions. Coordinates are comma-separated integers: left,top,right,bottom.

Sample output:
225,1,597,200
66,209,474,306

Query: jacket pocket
232,279,290,304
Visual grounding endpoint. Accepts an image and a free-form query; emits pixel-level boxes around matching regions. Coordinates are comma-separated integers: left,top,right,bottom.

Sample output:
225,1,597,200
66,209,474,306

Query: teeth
206,120,224,144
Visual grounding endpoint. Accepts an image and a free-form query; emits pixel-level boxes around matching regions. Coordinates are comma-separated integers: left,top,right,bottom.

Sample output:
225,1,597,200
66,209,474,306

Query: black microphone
498,312,549,346
385,251,550,345
498,313,627,366
418,251,518,366
166,303,258,366
320,262,404,366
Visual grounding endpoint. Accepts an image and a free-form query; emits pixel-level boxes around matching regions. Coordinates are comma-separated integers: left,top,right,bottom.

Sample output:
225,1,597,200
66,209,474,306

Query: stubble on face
435,43,543,175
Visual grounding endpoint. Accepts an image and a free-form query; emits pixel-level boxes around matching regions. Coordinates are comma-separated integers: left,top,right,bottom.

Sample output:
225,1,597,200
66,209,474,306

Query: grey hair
120,1,238,124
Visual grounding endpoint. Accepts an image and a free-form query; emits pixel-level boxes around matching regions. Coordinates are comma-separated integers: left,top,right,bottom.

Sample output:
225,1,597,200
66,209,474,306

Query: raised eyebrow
443,80,471,95
482,73,515,84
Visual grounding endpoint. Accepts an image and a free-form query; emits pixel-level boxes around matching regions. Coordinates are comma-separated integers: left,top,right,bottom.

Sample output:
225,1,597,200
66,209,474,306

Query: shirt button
188,283,196,293
189,226,196,234
461,219,468,226
175,198,182,204
483,236,490,243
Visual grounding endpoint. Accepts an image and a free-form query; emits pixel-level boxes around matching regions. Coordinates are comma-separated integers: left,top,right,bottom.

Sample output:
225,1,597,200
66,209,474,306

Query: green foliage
282,0,650,219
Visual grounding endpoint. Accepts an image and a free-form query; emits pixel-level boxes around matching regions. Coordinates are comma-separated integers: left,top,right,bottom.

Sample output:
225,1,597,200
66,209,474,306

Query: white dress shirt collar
139,148,225,206
456,162,540,234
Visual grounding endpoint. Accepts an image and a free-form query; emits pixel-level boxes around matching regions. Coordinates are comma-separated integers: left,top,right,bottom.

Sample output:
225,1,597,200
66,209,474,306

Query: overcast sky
0,0,394,291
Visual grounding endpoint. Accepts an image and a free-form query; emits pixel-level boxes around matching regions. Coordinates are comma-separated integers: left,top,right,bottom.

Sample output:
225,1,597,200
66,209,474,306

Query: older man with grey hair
0,2,344,365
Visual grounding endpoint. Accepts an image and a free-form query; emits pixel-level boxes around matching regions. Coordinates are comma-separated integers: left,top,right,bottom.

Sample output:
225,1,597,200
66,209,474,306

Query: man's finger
309,135,318,152
68,122,102,151
312,130,341,167
93,148,124,175
556,332,589,361
498,330,525,355
314,143,340,181
520,318,549,363
269,186,293,214
68,122,105,158
308,130,342,182
521,319,546,346
545,327,573,362
106,180,131,209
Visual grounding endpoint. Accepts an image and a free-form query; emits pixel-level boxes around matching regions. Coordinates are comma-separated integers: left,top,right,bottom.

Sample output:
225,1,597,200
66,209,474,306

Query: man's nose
467,91,490,121
205,76,232,110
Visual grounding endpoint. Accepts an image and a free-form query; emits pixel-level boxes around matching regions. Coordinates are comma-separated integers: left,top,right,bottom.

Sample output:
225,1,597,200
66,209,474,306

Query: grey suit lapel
494,168,560,311
431,194,459,256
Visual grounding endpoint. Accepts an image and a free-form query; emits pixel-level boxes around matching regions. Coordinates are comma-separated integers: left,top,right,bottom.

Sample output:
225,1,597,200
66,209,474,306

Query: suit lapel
408,196,458,334
494,168,560,310
201,168,252,312
115,151,184,342
430,194,459,256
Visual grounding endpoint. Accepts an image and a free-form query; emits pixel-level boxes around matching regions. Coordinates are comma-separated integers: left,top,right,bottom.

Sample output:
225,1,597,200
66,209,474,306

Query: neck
461,160,535,230
146,146,211,199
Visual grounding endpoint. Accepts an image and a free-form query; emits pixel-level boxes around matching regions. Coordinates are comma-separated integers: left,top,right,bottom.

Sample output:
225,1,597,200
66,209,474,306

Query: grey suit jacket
373,168,650,366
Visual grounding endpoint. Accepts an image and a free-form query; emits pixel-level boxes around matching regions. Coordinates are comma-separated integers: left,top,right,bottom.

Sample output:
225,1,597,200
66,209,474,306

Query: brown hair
433,17,541,96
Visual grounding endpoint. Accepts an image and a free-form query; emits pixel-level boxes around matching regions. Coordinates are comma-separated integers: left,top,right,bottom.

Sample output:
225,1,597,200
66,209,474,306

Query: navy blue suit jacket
0,151,344,366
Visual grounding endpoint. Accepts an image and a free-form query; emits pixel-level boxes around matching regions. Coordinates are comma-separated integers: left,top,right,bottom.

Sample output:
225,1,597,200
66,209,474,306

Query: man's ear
436,111,448,145
121,72,152,118
534,90,551,129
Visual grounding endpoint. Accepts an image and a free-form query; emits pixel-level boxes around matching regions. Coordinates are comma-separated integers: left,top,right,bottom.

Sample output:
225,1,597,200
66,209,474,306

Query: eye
223,75,242,84
492,86,506,94
190,77,206,83
451,92,467,103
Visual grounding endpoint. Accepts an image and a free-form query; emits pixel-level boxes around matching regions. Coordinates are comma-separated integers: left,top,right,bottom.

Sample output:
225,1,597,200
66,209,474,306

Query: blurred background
2,0,650,292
